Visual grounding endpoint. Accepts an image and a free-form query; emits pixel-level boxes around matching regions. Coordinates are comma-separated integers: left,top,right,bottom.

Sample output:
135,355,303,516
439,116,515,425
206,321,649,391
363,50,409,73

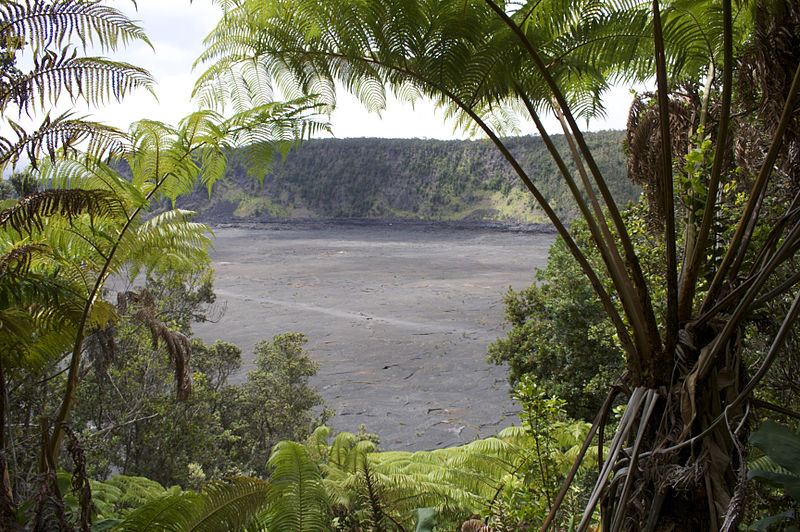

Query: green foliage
183,133,637,223
218,333,332,478
0,0,154,171
114,475,280,532
66,274,328,485
118,416,595,531
115,445,325,532
11,473,171,530
8,172,36,197
5,262,331,519
264,441,330,531
747,421,800,531
488,216,625,420
92,475,173,520
194,0,800,528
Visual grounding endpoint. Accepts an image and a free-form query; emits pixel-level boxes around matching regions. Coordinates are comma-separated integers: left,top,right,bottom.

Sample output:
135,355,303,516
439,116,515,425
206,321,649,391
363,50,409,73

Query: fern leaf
265,441,330,532
0,189,123,234
0,112,128,171
0,0,151,53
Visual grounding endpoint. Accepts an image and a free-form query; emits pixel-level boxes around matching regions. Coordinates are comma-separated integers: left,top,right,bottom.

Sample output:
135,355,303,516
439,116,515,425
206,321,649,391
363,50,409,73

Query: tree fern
196,2,800,527
264,441,330,532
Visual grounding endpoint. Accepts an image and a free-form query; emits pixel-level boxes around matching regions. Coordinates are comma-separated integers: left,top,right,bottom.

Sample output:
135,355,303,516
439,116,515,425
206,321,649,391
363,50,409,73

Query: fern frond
748,455,790,475
0,112,128,171
115,491,206,532
265,441,330,532
0,241,49,276
0,49,155,114
35,155,142,207
0,0,151,53
0,188,122,234
0,269,89,373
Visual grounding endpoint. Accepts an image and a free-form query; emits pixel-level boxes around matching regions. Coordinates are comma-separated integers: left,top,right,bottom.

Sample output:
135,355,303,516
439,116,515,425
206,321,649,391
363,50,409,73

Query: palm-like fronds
308,421,595,529
0,270,97,373
115,491,207,532
117,477,272,532
0,51,154,114
265,441,330,532
0,187,122,376
0,0,151,53
0,112,128,170
0,241,49,276
0,1,154,174
0,188,122,233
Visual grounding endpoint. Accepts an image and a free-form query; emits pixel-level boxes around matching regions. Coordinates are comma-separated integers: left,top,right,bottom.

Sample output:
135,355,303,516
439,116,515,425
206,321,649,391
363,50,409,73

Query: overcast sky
79,0,636,139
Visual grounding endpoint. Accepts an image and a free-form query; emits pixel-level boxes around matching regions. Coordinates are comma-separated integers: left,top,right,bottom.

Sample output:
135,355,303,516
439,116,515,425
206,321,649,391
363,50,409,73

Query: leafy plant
196,1,800,528
488,215,629,421
748,421,800,530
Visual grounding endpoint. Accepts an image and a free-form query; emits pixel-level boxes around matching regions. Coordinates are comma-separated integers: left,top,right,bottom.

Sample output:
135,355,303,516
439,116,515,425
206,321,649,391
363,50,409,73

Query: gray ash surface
193,220,555,450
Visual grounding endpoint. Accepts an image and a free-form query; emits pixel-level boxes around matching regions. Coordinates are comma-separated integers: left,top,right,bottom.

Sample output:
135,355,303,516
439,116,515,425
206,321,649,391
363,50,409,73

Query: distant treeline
181,131,640,223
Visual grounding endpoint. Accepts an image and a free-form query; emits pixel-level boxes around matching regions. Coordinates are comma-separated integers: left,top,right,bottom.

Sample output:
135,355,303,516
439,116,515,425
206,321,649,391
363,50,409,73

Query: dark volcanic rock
193,222,555,450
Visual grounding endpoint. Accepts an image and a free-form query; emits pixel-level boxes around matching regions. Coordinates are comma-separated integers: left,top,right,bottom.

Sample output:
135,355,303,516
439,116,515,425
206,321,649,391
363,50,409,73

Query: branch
678,0,733,321
541,380,622,531
516,88,635,357
484,0,663,372
703,57,800,310
752,399,800,421
651,0,678,356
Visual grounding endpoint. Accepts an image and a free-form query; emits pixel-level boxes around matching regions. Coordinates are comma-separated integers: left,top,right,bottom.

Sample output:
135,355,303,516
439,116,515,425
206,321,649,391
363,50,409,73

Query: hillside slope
182,131,639,223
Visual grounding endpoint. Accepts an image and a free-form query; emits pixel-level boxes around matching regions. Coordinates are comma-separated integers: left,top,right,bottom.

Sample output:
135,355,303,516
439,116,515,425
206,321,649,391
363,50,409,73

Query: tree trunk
584,322,748,531
0,356,21,531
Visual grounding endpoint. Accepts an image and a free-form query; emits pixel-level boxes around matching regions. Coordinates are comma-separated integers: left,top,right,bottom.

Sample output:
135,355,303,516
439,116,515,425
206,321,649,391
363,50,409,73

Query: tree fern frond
0,50,155,114
0,112,128,171
748,455,789,475
177,477,273,532
0,188,123,234
35,155,143,208
0,241,49,276
0,0,151,53
266,441,330,532
118,288,193,400
115,491,206,532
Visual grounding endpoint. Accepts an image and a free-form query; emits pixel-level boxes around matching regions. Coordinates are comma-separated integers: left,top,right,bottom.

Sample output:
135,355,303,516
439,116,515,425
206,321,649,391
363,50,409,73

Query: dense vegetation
185,133,638,223
3,0,800,530
194,0,800,529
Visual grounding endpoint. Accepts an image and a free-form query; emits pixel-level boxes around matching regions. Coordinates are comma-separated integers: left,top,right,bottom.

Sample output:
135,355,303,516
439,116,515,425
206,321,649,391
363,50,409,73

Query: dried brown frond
732,121,766,184
86,323,116,376
31,469,66,532
625,87,700,230
736,0,800,185
118,290,192,401
0,242,49,277
64,426,92,532
0,188,123,234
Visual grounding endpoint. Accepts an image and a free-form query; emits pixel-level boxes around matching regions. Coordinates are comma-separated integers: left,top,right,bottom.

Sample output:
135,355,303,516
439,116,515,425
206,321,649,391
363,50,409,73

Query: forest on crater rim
181,132,638,223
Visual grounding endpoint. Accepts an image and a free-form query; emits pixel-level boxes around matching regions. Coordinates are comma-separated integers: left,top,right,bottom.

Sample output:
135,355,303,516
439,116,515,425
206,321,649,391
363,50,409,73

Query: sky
79,0,637,139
